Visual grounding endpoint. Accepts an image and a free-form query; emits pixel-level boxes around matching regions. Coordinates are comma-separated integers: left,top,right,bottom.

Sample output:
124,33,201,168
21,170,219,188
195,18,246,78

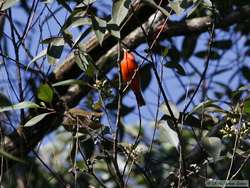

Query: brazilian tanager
120,49,145,107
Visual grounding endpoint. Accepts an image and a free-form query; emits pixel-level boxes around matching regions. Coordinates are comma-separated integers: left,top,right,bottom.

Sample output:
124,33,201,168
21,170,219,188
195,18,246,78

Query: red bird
120,49,145,107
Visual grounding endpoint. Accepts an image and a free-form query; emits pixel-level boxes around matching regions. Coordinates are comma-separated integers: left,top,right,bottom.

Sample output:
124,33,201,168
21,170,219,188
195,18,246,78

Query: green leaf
27,49,47,70
182,35,198,60
187,0,202,17
140,64,152,91
0,0,19,10
107,22,121,39
239,84,250,91
69,17,91,28
92,99,103,111
52,79,87,87
168,47,180,64
243,100,250,113
42,37,60,44
142,0,170,17
62,30,74,47
106,96,134,116
83,0,96,4
0,93,11,107
24,112,52,127
120,105,134,116
40,0,53,3
195,50,220,60
74,49,95,77
0,148,25,163
202,137,222,159
213,40,232,49
47,55,57,65
165,61,186,75
112,0,131,26
37,84,53,103
169,0,184,15
61,7,88,31
160,102,180,119
241,66,250,82
46,37,64,60
0,101,39,113
245,49,250,56
203,0,212,7
91,15,107,45
191,100,224,114
80,137,95,159
158,120,179,150
62,17,91,31
162,48,169,56
245,39,250,46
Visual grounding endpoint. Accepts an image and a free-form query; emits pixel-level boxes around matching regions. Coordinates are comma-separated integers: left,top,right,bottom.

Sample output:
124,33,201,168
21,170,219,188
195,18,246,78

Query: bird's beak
122,48,127,53
122,48,128,59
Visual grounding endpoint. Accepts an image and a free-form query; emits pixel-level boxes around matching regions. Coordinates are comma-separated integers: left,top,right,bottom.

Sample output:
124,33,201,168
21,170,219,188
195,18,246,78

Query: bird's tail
134,91,146,107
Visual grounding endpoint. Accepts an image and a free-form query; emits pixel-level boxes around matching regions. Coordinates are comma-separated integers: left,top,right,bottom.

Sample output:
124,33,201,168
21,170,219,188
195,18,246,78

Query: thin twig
183,22,215,113
113,41,124,187
78,146,108,188
223,108,243,187
32,150,69,188
145,59,163,171
230,154,250,180
128,3,189,185
8,10,25,123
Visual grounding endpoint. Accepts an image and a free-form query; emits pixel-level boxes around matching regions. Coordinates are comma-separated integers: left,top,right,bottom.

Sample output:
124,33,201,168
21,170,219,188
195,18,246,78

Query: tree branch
2,4,250,174
52,4,250,86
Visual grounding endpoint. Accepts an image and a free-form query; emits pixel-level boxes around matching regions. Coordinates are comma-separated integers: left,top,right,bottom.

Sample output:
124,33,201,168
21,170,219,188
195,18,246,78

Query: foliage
0,0,250,187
